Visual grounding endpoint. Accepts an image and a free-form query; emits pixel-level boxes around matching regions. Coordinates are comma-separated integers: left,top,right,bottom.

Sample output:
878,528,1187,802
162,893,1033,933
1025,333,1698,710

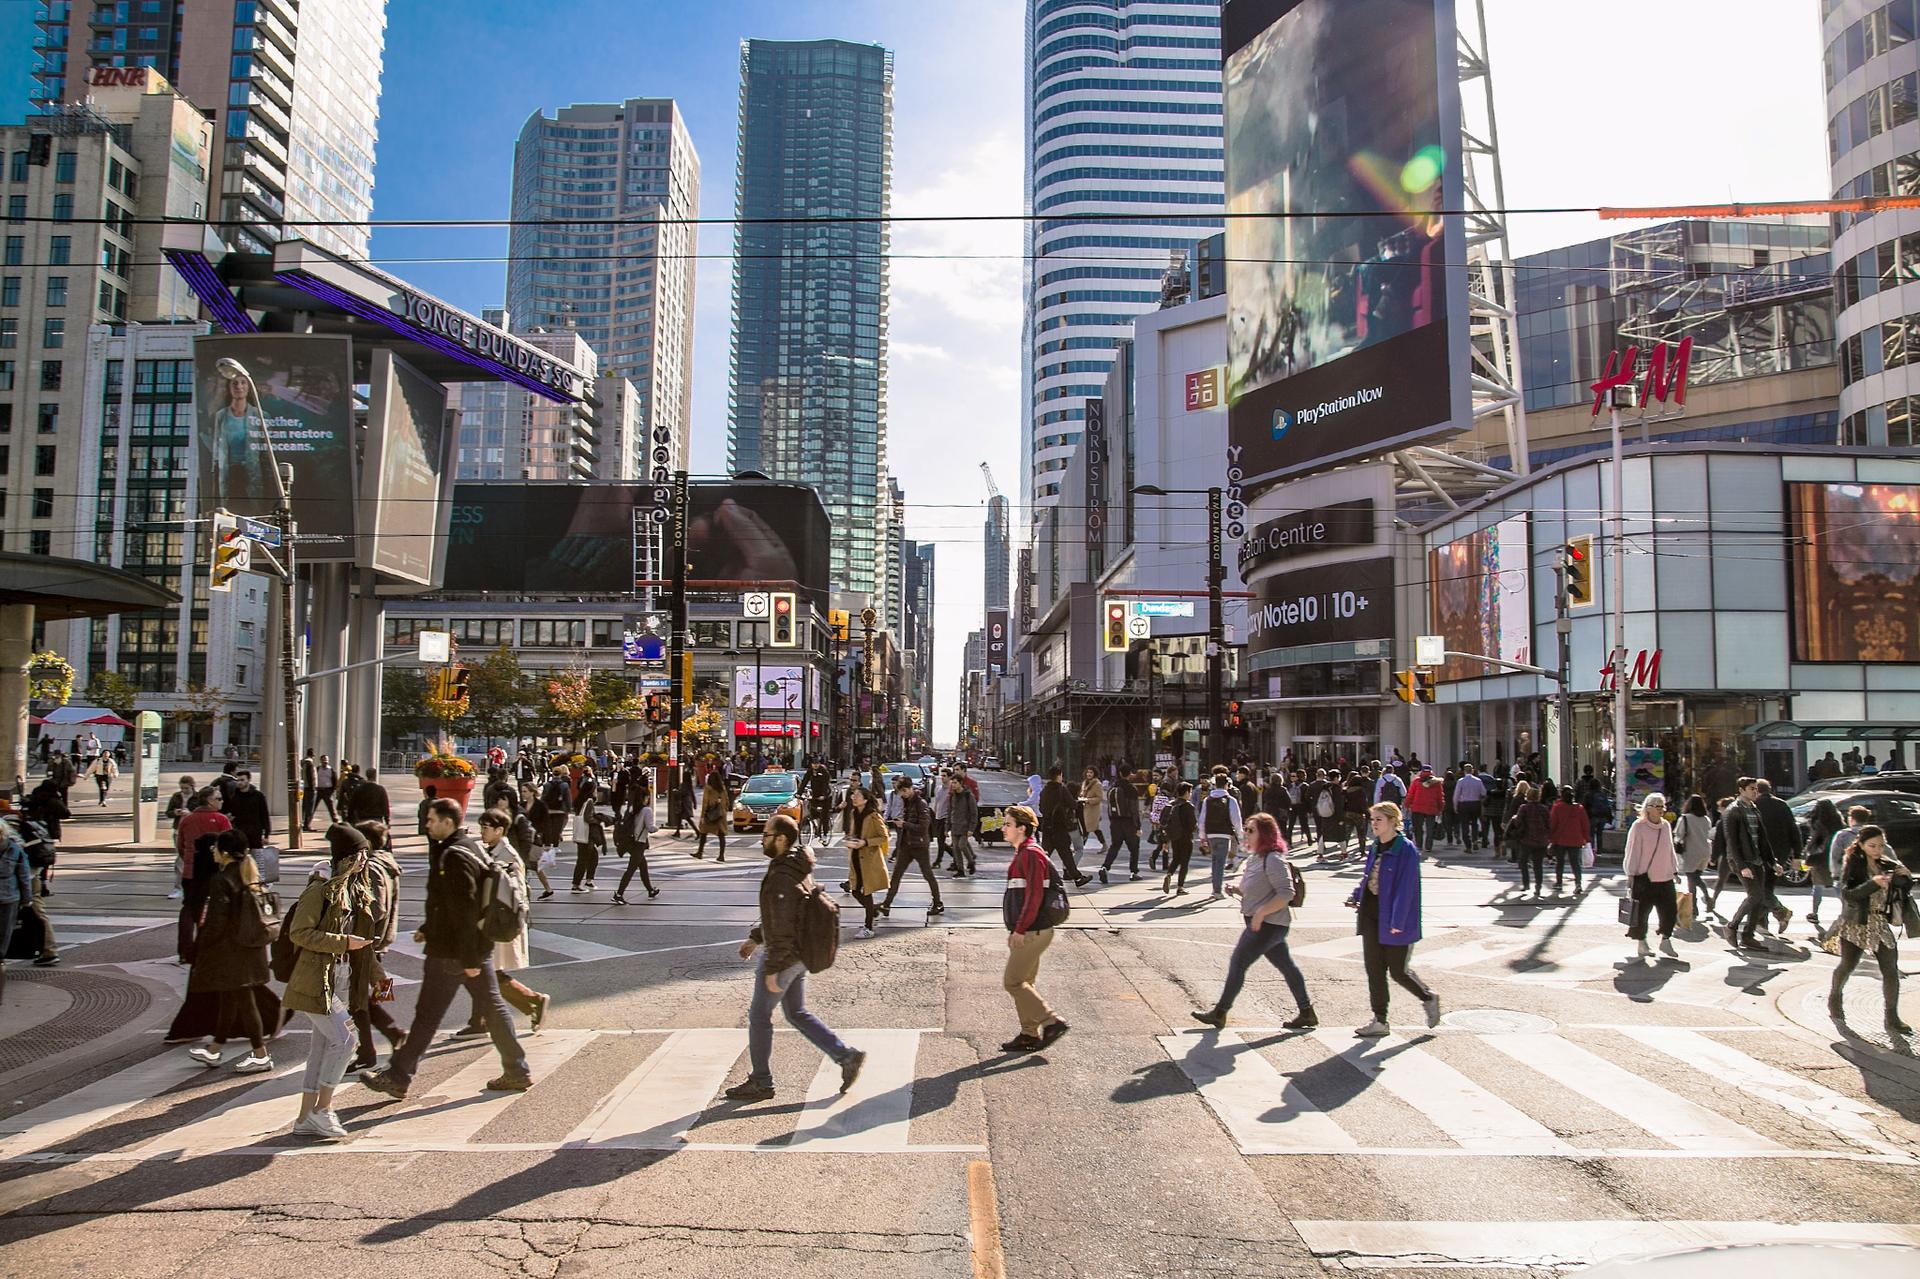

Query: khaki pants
1002,928,1057,1036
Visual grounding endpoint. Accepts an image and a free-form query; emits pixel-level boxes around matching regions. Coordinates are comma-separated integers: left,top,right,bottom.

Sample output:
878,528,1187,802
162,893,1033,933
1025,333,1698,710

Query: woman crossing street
1348,803,1439,1037
1191,813,1315,1030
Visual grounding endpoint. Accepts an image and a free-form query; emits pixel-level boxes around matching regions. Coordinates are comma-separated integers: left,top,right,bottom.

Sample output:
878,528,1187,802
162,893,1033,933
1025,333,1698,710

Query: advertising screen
733,665,806,713
194,334,358,558
1238,497,1375,576
985,609,1010,673
444,479,831,604
361,349,454,586
1427,515,1531,680
1223,0,1466,488
1788,482,1920,662
1248,556,1395,654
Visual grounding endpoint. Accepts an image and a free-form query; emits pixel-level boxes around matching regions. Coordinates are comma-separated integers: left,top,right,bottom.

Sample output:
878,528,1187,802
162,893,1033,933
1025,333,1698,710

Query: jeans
352,1000,403,1059
1207,834,1234,894
1627,877,1677,940
695,829,726,859
1044,830,1084,881
1831,937,1902,1012
881,847,944,911
0,901,16,959
615,845,654,896
1727,865,1775,944
1359,891,1431,1019
301,965,355,1090
572,841,599,888
747,957,853,1087
1001,928,1057,1036
949,831,976,875
387,955,529,1085
1102,829,1141,875
1164,838,1193,890
1551,844,1584,892
1685,870,1714,912
1212,919,1310,1014
1411,812,1438,853
1455,802,1483,849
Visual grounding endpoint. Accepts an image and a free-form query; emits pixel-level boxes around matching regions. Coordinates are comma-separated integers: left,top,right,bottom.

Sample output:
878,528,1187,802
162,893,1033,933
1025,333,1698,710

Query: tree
463,645,539,746
680,688,729,758
84,670,141,721
178,681,229,733
381,667,431,739
545,664,645,745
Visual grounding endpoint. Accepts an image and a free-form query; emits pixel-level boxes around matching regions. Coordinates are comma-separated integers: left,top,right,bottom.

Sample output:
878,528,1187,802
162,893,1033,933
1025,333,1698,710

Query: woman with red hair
1192,813,1316,1030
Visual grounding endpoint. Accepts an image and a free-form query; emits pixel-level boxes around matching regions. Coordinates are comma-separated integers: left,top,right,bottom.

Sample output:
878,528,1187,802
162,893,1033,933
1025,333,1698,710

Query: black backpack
458,844,527,946
1203,793,1234,834
795,880,841,973
1002,853,1071,931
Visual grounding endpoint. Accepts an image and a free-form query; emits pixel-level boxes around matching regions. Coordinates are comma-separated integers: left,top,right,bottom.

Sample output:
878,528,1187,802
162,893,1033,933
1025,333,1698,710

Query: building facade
1020,0,1224,511
904,540,934,747
985,491,1010,612
1825,1,1920,446
505,97,699,466
451,313,647,483
32,0,387,260
729,38,892,608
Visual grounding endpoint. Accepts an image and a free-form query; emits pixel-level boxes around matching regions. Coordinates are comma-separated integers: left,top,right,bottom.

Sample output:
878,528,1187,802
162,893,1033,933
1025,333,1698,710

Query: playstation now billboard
1223,0,1470,490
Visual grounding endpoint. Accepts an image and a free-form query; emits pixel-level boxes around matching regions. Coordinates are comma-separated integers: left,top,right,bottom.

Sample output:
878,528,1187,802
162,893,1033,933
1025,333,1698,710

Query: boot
1828,991,1847,1022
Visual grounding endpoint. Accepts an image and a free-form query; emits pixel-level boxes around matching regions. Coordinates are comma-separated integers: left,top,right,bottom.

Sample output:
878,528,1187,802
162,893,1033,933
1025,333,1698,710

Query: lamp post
214,357,301,850
1132,483,1225,768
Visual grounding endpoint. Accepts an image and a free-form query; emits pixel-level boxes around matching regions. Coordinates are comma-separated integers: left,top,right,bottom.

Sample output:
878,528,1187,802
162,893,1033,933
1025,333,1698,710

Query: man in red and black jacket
1001,805,1070,1054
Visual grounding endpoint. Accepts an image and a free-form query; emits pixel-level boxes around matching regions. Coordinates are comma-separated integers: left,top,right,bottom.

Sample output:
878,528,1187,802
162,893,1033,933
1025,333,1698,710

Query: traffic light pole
1555,561,1575,790
1207,485,1225,768
667,471,689,816
276,466,300,851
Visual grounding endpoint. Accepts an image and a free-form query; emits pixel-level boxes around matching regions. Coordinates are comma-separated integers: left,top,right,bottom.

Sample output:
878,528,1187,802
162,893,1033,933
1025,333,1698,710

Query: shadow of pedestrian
359,1148,672,1245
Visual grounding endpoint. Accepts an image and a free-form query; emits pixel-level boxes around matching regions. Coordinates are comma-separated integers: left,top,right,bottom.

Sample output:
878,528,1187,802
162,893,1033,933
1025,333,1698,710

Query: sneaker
292,1111,344,1142
1161,876,1172,893
167,887,183,900
346,1053,378,1074
485,1073,533,1092
1131,873,1142,881
586,880,596,890
32,954,59,967
570,885,586,893
1658,937,1678,959
1282,1007,1319,1030
928,902,946,916
187,1044,222,1066
724,1079,775,1102
531,993,551,1034
1355,1019,1391,1038
1000,1033,1046,1054
1190,1008,1227,1029
232,1053,274,1074
314,1110,350,1140
612,894,628,905
1423,993,1443,1029
853,926,876,939
1039,1019,1071,1047
1772,906,1792,932
1098,869,1109,884
453,1024,488,1039
1073,876,1091,888
1636,938,1652,958
385,1029,408,1055
839,1049,867,1094
358,1070,408,1100
647,887,660,899
538,889,554,901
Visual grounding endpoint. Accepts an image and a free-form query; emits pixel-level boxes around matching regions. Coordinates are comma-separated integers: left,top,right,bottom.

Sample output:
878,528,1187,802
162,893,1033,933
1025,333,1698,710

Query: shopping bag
568,813,588,844
252,846,280,885
1675,890,1695,930
1617,898,1636,926
537,846,558,870
1580,842,1595,869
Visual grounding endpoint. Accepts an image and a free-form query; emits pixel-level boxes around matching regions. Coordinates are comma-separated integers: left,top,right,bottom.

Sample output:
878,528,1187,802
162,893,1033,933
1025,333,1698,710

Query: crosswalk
0,1026,983,1162
1162,1024,1916,1163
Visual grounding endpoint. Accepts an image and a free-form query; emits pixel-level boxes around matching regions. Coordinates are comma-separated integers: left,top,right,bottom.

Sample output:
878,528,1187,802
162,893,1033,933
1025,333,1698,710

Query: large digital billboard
733,665,806,713
194,334,358,559
1788,482,1920,662
1248,556,1395,654
1428,515,1531,680
361,349,454,587
444,479,832,606
1223,0,1467,489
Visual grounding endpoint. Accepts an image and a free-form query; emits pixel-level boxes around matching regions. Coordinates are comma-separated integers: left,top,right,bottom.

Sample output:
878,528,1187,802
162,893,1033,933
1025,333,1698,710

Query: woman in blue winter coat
1347,802,1440,1038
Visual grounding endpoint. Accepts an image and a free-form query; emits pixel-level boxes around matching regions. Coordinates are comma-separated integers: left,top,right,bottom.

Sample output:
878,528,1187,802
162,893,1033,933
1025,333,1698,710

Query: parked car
1787,788,1920,882
982,755,1001,770
881,762,929,793
731,771,805,832
972,774,1035,844
1800,771,1920,797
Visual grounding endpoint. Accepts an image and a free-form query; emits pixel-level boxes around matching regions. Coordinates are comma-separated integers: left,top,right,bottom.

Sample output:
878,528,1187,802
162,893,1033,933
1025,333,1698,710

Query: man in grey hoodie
1200,771,1244,898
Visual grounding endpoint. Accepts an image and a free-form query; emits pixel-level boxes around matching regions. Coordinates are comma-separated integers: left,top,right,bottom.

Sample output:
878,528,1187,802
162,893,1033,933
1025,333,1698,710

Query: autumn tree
84,670,141,720
462,645,539,746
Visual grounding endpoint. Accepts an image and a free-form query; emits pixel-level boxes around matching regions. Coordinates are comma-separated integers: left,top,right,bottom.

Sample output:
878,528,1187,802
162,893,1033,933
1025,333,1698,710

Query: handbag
1617,897,1637,926
1675,890,1695,930
538,846,558,869
568,813,588,844
1580,842,1596,869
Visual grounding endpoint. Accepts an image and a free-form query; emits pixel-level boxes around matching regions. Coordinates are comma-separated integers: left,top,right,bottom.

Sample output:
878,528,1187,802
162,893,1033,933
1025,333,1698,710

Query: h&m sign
1599,648,1661,692
1590,339,1692,418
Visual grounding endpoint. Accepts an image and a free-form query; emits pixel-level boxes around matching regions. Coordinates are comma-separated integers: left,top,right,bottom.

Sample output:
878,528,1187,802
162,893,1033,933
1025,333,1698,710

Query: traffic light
1104,600,1128,652
770,591,797,647
449,663,471,706
829,609,850,642
1564,535,1594,608
1226,699,1243,729
643,693,665,724
1414,669,1436,704
209,510,249,592
1394,670,1414,703
678,651,695,704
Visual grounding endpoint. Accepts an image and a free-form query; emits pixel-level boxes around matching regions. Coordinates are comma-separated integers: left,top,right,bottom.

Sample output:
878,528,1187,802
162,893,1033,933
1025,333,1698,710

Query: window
237,620,255,649
6,196,22,223
7,152,24,182
0,318,15,348
45,277,66,307
235,664,248,687
53,151,76,183
38,403,57,433
31,488,52,519
2,236,19,265
28,531,49,558
690,620,732,648
0,278,15,306
383,616,441,648
43,318,63,348
33,444,55,476
0,404,9,432
448,618,511,647
589,619,627,648
519,618,586,648
48,235,68,265
51,194,72,221
0,360,11,391
39,361,59,391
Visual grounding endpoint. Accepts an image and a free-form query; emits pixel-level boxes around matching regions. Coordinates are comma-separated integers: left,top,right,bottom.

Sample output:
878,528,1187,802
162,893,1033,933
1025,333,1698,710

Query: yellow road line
967,1158,1005,1279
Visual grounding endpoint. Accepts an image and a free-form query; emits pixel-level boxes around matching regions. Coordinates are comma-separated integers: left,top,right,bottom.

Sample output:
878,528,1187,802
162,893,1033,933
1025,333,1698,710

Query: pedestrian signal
209,510,249,592
770,592,797,647
1103,600,1128,652
1414,669,1436,704
449,664,471,706
1564,536,1594,608
1227,699,1243,729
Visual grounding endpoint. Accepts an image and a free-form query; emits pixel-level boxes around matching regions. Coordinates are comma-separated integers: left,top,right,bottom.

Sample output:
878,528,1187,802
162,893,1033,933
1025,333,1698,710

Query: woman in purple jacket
1347,802,1440,1037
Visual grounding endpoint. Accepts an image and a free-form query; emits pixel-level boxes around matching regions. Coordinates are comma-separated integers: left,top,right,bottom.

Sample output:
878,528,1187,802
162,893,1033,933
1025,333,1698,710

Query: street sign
1130,600,1196,619
1415,634,1445,668
238,515,282,548
1126,614,1151,640
743,592,770,619
417,630,452,664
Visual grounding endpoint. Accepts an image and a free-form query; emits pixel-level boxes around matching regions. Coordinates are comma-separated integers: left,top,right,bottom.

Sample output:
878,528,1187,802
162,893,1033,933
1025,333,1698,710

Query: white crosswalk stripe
1292,1220,1920,1271
2,1028,980,1161
1165,1027,1916,1163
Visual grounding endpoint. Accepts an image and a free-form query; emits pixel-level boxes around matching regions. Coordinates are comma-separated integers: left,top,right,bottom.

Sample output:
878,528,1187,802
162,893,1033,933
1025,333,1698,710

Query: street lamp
215,357,301,850
1132,483,1226,769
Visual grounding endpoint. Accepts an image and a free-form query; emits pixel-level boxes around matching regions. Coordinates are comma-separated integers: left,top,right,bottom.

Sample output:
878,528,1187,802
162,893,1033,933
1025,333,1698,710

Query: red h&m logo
1599,648,1661,692
1589,338,1693,417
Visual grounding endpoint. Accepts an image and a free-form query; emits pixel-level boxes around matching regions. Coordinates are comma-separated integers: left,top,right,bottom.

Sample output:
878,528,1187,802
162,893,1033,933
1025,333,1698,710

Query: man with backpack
360,798,532,1100
879,774,945,917
726,814,865,1103
1200,771,1243,898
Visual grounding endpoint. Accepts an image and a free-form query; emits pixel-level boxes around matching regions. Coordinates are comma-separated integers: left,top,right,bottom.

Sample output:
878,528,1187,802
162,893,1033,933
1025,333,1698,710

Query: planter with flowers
414,740,477,813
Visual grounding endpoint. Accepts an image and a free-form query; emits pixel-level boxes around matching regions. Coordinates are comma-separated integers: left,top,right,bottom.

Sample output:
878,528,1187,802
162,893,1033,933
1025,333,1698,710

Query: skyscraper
984,492,1010,612
1020,0,1224,510
730,38,892,604
506,98,700,467
31,0,388,260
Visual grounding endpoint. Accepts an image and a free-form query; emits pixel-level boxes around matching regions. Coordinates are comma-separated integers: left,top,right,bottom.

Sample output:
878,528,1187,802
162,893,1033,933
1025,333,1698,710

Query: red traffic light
774,596,791,614
1566,541,1585,561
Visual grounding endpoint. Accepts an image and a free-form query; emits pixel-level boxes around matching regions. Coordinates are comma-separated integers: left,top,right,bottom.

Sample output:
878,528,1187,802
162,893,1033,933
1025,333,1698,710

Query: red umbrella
77,713,135,728
28,716,47,725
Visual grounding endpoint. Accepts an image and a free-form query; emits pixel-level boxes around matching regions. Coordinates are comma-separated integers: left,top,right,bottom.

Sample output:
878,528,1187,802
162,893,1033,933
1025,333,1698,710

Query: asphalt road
3,773,1918,1276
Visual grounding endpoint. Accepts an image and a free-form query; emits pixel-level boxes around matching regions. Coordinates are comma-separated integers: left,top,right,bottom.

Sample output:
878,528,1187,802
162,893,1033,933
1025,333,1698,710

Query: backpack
1203,793,1234,834
1002,849,1072,931
795,881,841,973
17,818,55,870
1289,860,1309,907
233,882,278,949
462,844,528,946
1316,787,1337,819
270,881,315,982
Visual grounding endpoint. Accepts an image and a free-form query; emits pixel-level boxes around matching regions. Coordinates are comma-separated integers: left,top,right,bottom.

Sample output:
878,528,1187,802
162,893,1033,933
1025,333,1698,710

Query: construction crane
980,463,1000,501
